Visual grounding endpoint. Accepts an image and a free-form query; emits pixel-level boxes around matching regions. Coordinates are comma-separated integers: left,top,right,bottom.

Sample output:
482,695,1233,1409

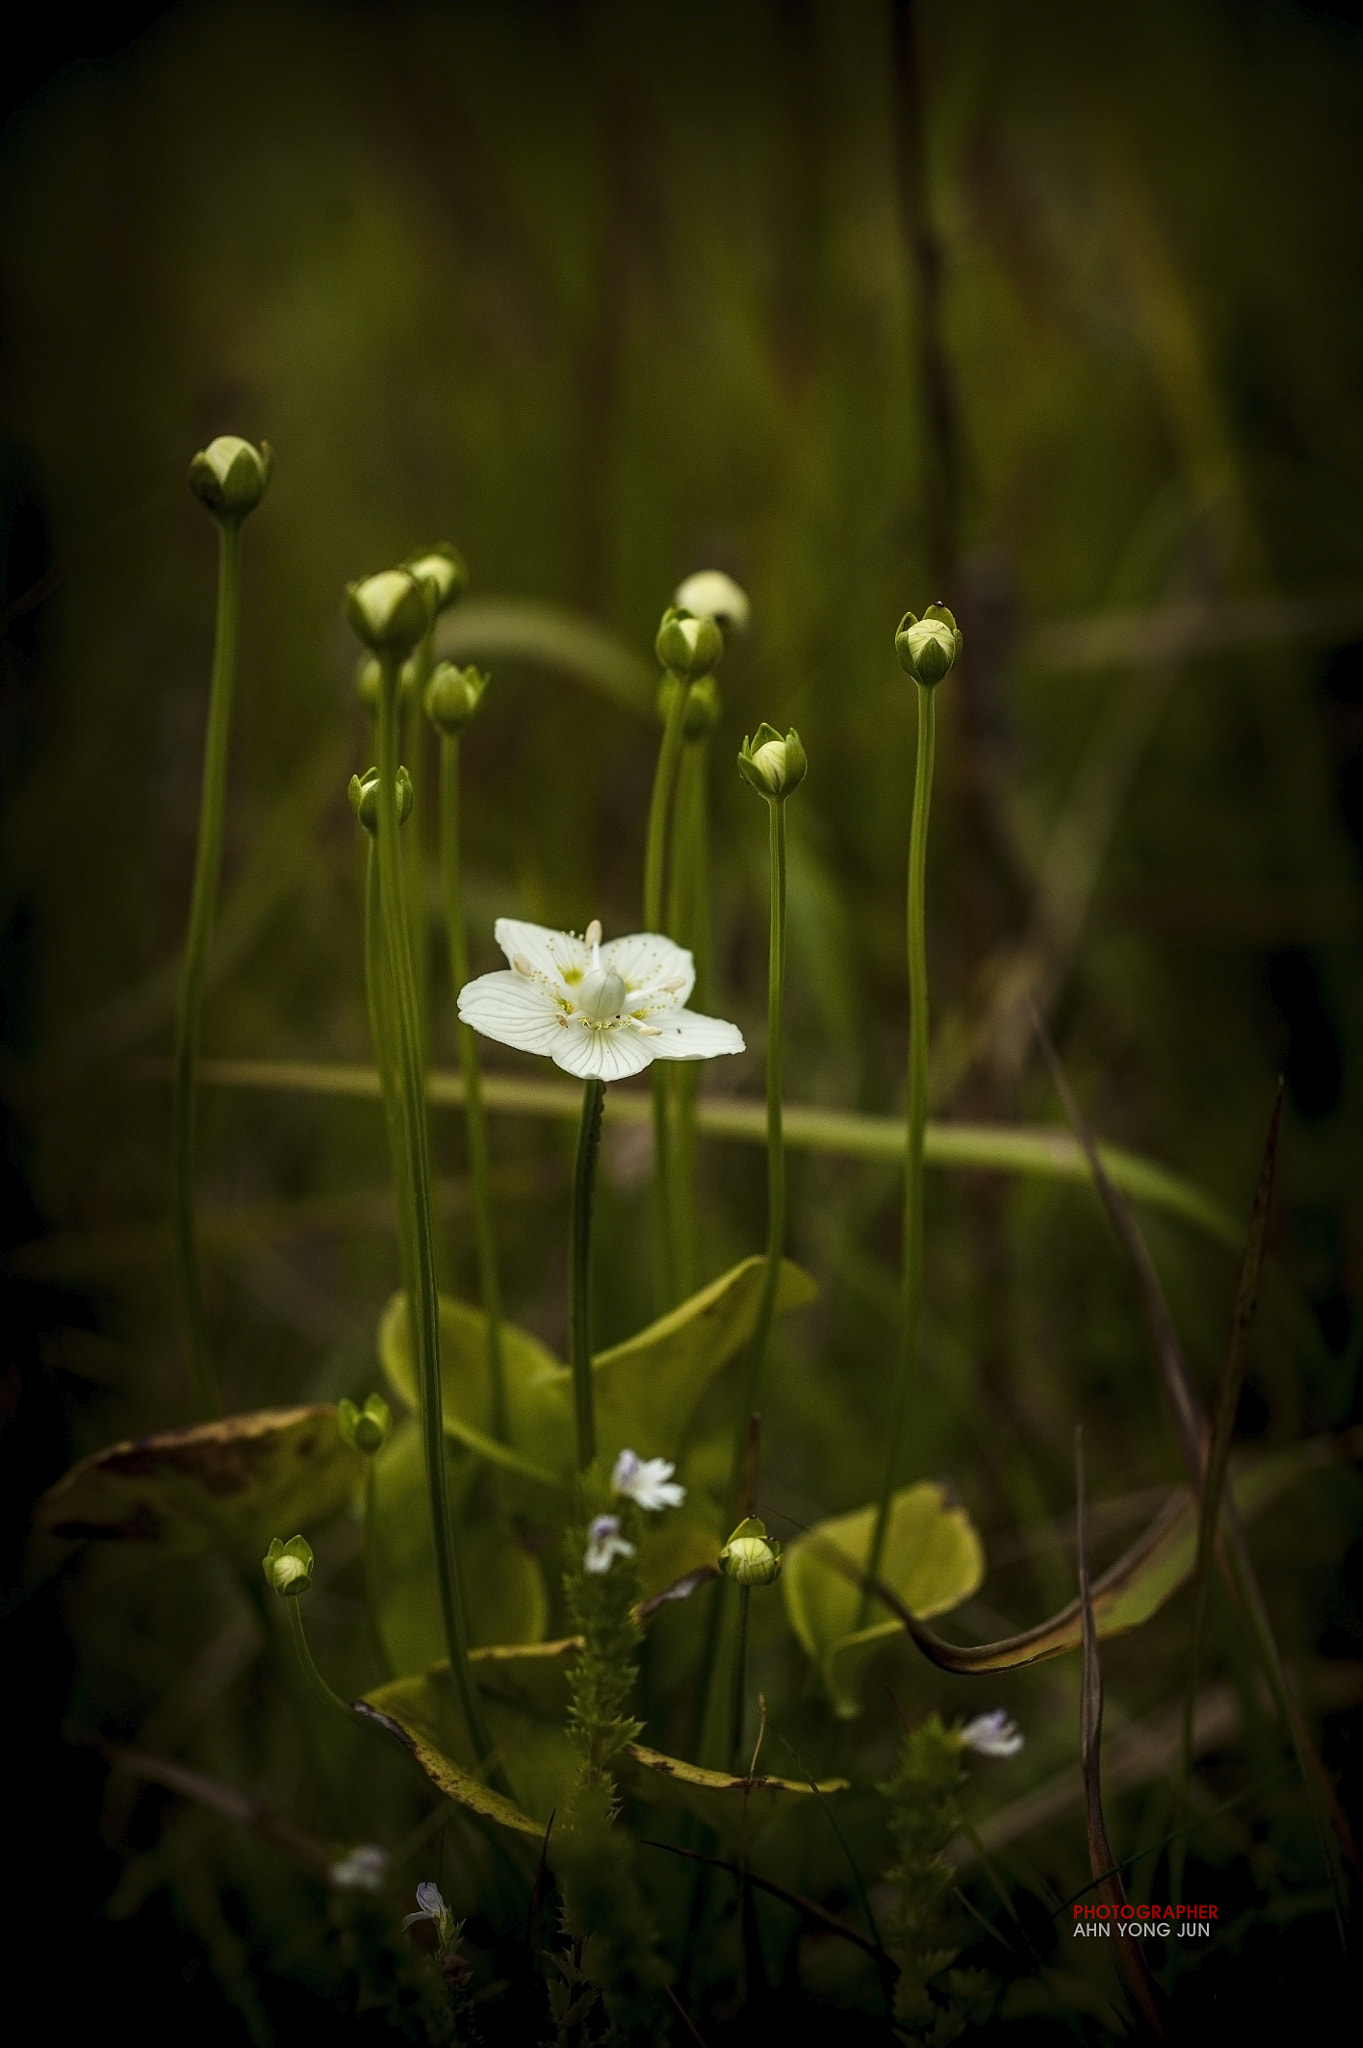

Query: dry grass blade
1032,1005,1356,1941
1076,1428,1167,2039
1174,1083,1282,1895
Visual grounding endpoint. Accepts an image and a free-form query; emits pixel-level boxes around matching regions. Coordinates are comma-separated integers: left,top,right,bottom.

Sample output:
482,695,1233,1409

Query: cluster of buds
348,765,414,835
188,435,272,523
894,602,962,687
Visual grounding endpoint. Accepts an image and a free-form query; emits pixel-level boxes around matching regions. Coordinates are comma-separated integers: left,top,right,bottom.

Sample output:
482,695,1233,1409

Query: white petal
601,931,695,1006
647,1008,746,1062
493,918,586,987
458,970,566,1056
552,1021,658,1082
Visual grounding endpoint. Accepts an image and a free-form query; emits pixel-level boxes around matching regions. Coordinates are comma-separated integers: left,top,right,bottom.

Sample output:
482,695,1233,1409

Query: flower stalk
173,438,271,1419
431,672,508,1443
862,607,960,1619
570,1077,606,1471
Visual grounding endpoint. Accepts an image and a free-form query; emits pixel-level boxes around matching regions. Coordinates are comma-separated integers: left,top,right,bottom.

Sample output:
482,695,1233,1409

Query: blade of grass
1076,1426,1167,2039
1173,1083,1282,1899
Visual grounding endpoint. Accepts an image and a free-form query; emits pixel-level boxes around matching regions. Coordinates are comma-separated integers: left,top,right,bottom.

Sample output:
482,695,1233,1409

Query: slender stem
668,740,709,1298
728,798,787,1514
287,1598,353,1720
569,1078,606,1470
438,732,509,1441
172,515,243,1419
373,655,498,1776
362,1460,393,1682
364,841,416,1300
729,1584,752,1773
862,680,937,1619
405,629,433,1072
644,679,690,1310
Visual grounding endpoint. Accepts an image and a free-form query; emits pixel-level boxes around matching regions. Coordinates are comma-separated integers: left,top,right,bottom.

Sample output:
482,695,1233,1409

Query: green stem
570,1078,606,1470
362,1460,393,1682
438,732,509,1442
862,679,937,1621
287,1597,353,1720
729,1584,753,1773
364,841,416,1300
373,655,498,1777
172,514,243,1420
644,678,690,1310
668,741,709,1297
728,797,787,1513
405,629,433,1072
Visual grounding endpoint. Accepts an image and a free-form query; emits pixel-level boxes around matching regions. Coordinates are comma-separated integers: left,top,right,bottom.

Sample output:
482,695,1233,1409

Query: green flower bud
403,543,468,617
263,1533,314,1597
338,1392,393,1456
655,606,724,682
737,721,807,800
188,436,273,521
718,1516,782,1587
894,603,962,688
356,655,419,712
348,765,414,835
673,569,751,639
424,662,490,735
346,568,433,660
656,672,721,741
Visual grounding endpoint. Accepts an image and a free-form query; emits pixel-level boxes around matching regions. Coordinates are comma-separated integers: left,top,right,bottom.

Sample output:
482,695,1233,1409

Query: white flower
329,1843,390,1893
402,1880,452,1931
458,918,745,1084
583,1513,636,1575
612,1448,685,1512
959,1710,1024,1758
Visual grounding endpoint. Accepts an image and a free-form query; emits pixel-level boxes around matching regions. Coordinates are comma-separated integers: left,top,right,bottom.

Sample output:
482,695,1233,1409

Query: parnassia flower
583,1513,636,1575
612,1449,685,1511
958,1710,1024,1758
458,918,745,1083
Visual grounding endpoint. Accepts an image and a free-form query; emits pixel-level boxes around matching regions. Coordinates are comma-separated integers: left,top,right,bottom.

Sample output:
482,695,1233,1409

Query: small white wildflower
959,1710,1024,1758
611,1448,685,1512
402,1880,452,1932
329,1843,390,1893
458,918,744,1083
583,1513,636,1575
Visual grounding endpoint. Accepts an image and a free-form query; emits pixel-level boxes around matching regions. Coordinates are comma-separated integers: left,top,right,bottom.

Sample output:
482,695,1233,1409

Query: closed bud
738,721,807,800
338,1392,392,1455
425,662,490,735
719,1516,782,1587
894,603,962,687
404,543,468,617
673,569,751,639
655,606,724,682
349,765,414,835
346,569,433,660
189,436,272,521
263,1533,314,1597
656,672,721,741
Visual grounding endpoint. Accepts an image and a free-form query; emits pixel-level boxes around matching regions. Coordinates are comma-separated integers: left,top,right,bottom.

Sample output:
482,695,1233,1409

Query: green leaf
372,1422,548,1672
377,1257,816,1486
34,1406,362,1564
860,1429,1363,1677
617,1743,848,1833
783,1482,985,1717
362,1663,576,1828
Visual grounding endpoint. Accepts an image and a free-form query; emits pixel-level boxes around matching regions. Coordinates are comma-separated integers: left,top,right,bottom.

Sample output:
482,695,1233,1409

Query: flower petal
458,969,566,1056
647,1007,746,1062
602,931,695,1007
493,917,587,987
552,1021,658,1082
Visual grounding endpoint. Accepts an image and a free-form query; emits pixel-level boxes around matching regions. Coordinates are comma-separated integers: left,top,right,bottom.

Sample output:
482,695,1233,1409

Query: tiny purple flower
959,1710,1024,1758
611,1449,686,1512
583,1513,636,1575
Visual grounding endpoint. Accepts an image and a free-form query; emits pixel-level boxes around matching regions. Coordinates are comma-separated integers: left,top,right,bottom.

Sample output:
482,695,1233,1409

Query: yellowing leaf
618,1743,848,1833
783,1481,985,1717
34,1406,361,1563
362,1664,575,1827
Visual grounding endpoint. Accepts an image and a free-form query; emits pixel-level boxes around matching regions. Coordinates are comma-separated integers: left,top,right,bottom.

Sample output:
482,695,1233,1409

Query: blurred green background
3,0,1361,2037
